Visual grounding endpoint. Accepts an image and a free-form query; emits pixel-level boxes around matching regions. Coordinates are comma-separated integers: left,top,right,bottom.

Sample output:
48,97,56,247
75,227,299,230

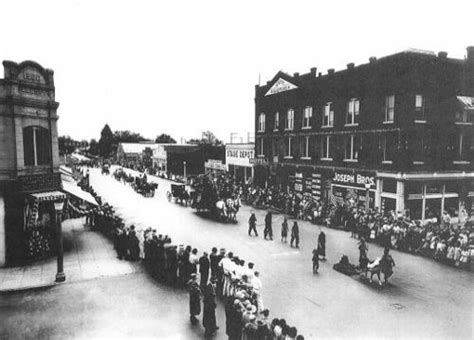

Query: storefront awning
30,191,67,202
61,180,98,206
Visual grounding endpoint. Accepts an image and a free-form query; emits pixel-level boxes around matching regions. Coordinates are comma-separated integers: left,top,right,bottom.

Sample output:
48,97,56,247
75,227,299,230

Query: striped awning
30,191,67,202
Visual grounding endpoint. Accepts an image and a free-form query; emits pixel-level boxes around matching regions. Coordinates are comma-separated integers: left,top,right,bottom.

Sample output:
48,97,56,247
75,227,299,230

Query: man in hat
248,212,258,236
186,273,201,324
290,221,299,248
209,247,220,279
264,211,273,240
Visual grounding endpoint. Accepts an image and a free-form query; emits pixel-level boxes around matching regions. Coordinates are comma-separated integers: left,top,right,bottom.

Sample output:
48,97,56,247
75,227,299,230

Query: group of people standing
248,212,303,248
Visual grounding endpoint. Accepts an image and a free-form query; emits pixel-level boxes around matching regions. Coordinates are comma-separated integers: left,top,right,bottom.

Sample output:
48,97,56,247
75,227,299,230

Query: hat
233,299,241,306
246,305,253,311
249,305,257,314
220,248,226,254
190,273,197,279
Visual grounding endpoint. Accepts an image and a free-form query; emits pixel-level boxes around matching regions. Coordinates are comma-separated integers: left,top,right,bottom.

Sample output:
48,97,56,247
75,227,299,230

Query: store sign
249,158,268,165
332,171,376,189
265,78,298,96
205,159,226,171
16,173,61,193
226,144,254,167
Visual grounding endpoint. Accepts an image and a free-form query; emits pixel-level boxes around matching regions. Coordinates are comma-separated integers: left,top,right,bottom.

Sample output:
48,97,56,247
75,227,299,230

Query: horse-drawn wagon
167,184,191,206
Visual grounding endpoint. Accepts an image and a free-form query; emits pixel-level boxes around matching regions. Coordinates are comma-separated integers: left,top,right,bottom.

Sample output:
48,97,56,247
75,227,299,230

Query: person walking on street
380,247,395,284
199,251,210,287
290,221,299,248
317,231,326,260
186,274,201,325
312,249,319,273
281,218,289,243
264,211,273,240
248,212,258,237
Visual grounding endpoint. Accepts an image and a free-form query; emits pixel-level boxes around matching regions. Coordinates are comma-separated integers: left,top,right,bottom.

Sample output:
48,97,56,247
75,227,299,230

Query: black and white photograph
0,1,473,339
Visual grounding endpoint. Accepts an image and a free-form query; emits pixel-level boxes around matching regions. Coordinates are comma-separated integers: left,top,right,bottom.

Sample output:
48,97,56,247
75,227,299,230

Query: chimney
327,68,335,75
293,72,299,77
369,57,377,64
347,62,355,70
318,72,322,77
310,67,317,76
467,46,474,61
438,51,448,58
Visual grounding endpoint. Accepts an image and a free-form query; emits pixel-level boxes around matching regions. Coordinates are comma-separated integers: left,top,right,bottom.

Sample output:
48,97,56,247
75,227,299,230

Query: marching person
290,221,299,248
264,211,273,240
380,247,395,284
248,212,258,237
358,237,368,269
281,217,289,243
317,231,326,260
312,248,319,273
186,273,201,325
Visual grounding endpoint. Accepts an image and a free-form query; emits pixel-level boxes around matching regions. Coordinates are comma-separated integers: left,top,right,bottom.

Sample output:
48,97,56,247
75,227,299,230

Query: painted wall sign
226,144,255,167
265,78,298,96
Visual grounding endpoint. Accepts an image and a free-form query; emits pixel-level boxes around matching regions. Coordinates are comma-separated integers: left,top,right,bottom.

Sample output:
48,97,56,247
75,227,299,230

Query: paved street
88,168,473,339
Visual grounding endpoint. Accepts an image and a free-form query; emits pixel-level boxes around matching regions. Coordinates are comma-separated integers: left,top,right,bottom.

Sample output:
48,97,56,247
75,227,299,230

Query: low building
153,144,225,176
225,143,255,183
116,142,158,169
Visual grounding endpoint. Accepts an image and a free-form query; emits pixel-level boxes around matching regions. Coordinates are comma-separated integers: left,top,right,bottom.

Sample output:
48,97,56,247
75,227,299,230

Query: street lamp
365,183,371,212
183,161,187,179
54,201,66,283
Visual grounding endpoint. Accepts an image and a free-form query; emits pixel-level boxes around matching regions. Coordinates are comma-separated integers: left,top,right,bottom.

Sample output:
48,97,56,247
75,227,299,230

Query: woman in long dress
317,231,326,260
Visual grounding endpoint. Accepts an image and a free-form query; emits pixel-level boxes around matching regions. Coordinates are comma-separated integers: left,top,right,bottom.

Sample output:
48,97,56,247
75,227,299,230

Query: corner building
254,47,474,220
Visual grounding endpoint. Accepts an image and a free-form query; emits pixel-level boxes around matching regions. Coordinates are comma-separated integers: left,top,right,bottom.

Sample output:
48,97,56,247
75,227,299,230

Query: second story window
344,135,358,161
385,95,395,123
257,138,264,156
258,113,266,132
23,126,51,166
285,137,292,158
346,98,360,125
323,102,334,127
303,106,312,128
415,94,424,120
303,136,310,158
274,112,279,130
321,135,331,159
286,109,294,130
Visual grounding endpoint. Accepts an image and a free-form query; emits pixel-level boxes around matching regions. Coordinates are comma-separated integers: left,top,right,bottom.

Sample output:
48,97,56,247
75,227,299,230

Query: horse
215,200,227,220
361,258,382,285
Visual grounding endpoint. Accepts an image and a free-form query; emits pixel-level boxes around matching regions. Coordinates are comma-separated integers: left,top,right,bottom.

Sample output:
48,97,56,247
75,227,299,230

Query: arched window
23,126,51,166
258,113,266,132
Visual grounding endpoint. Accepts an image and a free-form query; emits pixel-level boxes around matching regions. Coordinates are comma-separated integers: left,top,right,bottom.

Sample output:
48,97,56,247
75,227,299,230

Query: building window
285,137,292,157
321,136,331,159
345,98,359,125
303,136,310,158
413,131,425,163
454,132,470,160
257,138,264,156
382,134,396,162
258,113,266,132
303,106,312,128
23,126,51,166
415,94,424,120
286,109,294,130
344,135,358,161
384,95,395,122
323,102,334,127
274,112,279,130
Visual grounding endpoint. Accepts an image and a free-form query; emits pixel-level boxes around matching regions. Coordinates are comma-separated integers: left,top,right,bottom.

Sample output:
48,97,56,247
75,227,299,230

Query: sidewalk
0,218,141,292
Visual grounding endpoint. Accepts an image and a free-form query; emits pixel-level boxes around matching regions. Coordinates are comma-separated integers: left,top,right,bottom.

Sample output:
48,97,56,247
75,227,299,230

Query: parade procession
1,2,474,339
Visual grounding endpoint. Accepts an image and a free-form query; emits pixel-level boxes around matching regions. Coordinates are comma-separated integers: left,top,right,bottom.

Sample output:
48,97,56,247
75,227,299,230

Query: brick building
0,60,65,266
254,47,474,220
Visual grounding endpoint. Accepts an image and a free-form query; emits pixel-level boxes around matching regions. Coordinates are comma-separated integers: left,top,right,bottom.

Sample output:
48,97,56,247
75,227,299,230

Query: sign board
295,172,303,192
225,144,254,167
18,66,46,85
16,173,61,193
265,78,298,96
249,158,268,165
332,170,376,190
205,159,226,171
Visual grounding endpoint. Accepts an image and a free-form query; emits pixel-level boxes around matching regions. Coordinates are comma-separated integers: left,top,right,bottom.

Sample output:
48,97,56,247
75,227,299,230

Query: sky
1,0,473,144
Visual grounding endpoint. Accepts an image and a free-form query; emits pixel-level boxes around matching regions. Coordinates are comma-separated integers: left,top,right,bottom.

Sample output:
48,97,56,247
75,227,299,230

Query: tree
58,135,78,155
155,133,176,144
114,130,147,143
189,131,223,146
98,124,115,157
88,139,99,155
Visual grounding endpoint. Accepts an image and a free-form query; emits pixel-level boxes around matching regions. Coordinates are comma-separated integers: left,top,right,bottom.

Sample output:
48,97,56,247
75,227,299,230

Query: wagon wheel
166,191,172,202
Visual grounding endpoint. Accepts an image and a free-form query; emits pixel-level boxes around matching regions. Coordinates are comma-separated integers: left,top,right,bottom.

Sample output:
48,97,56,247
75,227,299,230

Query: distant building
254,47,474,220
0,60,65,266
116,142,159,169
152,144,225,176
